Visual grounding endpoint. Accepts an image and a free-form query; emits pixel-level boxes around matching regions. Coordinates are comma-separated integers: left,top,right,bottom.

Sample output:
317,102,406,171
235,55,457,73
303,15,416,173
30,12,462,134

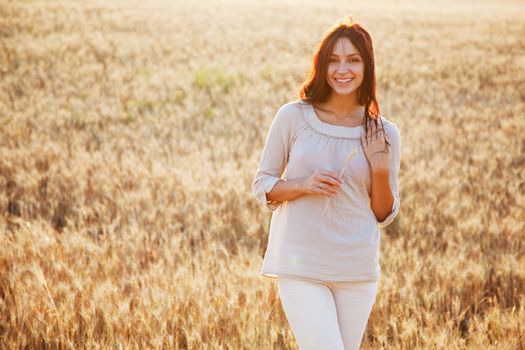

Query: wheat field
1,0,524,349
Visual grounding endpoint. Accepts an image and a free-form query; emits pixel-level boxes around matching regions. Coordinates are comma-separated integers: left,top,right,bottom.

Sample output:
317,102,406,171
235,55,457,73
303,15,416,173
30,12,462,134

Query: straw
321,147,357,217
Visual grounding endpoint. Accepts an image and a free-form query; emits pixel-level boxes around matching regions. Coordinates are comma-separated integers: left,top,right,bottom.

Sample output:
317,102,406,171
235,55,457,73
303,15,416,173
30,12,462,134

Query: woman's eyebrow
330,53,360,57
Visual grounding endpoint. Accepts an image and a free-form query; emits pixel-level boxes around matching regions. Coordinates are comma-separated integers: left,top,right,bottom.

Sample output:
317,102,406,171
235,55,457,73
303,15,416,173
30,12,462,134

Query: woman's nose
337,61,351,72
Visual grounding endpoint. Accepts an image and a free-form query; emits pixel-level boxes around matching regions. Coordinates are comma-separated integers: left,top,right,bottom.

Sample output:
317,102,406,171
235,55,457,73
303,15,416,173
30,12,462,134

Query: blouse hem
260,270,380,283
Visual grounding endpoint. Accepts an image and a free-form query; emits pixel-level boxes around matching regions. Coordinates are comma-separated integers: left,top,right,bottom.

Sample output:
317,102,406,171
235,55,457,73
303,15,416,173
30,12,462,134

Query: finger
323,171,344,184
319,175,340,189
316,182,325,192
323,174,342,187
317,182,337,196
380,123,389,146
377,118,388,148
384,130,390,145
377,117,385,141
377,121,384,140
325,181,339,194
365,118,371,143
378,132,387,151
383,132,390,152
368,118,373,139
379,118,386,140
360,132,367,147
372,117,378,141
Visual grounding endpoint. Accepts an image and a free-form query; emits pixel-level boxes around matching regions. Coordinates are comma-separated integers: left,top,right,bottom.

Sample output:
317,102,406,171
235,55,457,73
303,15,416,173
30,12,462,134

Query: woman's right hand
301,170,344,197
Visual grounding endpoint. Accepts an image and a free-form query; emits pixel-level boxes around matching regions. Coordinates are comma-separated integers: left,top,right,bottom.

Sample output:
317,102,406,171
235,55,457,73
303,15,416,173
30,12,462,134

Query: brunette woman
251,16,401,350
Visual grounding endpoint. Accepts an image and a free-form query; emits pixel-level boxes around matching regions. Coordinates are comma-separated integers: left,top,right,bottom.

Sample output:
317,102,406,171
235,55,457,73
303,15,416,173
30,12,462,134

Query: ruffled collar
298,100,364,140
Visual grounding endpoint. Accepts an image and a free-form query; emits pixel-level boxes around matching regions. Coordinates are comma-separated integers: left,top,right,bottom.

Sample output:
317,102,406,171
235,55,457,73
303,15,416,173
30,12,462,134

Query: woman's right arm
252,103,343,211
251,103,296,211
265,178,306,203
267,170,344,203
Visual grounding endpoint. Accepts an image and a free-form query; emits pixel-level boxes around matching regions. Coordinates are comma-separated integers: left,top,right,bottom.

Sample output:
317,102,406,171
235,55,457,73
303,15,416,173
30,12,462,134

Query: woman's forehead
331,37,359,55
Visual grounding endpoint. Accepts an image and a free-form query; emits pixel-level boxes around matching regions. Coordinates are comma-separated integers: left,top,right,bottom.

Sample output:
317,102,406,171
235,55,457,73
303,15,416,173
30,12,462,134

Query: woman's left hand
361,116,391,173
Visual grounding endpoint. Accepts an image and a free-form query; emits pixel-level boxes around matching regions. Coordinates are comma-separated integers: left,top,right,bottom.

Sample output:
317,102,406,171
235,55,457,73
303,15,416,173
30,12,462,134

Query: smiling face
326,37,365,98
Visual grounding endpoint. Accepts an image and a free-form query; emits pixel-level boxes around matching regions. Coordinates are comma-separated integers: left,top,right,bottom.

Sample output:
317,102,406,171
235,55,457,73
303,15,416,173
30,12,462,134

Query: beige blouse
251,100,401,282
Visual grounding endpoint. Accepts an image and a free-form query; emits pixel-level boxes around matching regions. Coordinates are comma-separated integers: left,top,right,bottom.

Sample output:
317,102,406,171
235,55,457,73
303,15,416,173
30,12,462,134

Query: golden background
1,0,524,348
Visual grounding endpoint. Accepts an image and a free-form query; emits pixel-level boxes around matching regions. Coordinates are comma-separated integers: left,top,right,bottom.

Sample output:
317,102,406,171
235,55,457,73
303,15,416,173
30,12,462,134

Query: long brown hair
299,16,382,132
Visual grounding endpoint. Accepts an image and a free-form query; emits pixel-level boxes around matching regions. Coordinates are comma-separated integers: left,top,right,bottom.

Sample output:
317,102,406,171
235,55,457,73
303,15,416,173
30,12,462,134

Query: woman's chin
331,89,358,97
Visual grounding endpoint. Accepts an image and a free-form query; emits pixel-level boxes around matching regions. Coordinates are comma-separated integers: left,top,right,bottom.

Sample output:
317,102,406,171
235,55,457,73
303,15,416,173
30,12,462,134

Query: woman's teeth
336,78,353,83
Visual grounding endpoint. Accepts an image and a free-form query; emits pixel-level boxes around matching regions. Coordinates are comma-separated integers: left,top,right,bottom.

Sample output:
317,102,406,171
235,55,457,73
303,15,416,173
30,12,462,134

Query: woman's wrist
293,178,307,194
370,165,390,176
266,178,307,203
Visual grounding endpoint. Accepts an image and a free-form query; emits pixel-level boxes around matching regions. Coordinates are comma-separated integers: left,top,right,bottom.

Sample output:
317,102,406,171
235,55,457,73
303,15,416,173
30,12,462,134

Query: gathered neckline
298,100,363,140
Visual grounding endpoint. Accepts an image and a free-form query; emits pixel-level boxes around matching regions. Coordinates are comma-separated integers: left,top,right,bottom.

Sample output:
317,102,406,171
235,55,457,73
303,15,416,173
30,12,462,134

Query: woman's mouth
335,77,354,85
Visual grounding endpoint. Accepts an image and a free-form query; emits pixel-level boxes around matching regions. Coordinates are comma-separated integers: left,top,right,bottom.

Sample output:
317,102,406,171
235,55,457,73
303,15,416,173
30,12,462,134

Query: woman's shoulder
378,115,400,136
276,99,308,116
272,99,309,127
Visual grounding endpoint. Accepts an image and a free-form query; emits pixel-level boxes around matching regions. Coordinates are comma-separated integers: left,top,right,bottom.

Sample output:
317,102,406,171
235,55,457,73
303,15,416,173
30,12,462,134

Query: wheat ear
321,147,357,217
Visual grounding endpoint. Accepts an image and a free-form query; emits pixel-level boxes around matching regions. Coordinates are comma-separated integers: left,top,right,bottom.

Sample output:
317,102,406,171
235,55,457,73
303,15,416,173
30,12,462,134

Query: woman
251,16,401,350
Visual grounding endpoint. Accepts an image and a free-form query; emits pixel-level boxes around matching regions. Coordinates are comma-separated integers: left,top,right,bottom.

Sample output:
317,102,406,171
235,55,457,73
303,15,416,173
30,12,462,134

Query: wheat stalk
322,147,357,217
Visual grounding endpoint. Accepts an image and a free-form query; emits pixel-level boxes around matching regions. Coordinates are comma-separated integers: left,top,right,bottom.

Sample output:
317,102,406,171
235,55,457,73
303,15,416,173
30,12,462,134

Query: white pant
277,275,379,350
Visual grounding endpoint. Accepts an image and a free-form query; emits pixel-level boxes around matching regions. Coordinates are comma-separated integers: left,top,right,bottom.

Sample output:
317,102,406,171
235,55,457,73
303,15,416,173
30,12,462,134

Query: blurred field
1,0,524,348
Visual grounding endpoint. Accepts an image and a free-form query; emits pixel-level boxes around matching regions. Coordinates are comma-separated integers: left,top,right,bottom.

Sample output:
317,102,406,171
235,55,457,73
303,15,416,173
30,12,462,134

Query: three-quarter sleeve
251,103,295,211
377,122,401,228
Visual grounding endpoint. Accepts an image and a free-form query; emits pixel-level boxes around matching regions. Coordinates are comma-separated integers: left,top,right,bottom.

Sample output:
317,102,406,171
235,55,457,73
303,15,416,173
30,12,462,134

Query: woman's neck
319,91,364,121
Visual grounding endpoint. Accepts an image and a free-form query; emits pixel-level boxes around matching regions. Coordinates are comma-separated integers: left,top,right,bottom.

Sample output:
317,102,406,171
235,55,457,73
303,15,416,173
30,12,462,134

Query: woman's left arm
361,117,401,227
